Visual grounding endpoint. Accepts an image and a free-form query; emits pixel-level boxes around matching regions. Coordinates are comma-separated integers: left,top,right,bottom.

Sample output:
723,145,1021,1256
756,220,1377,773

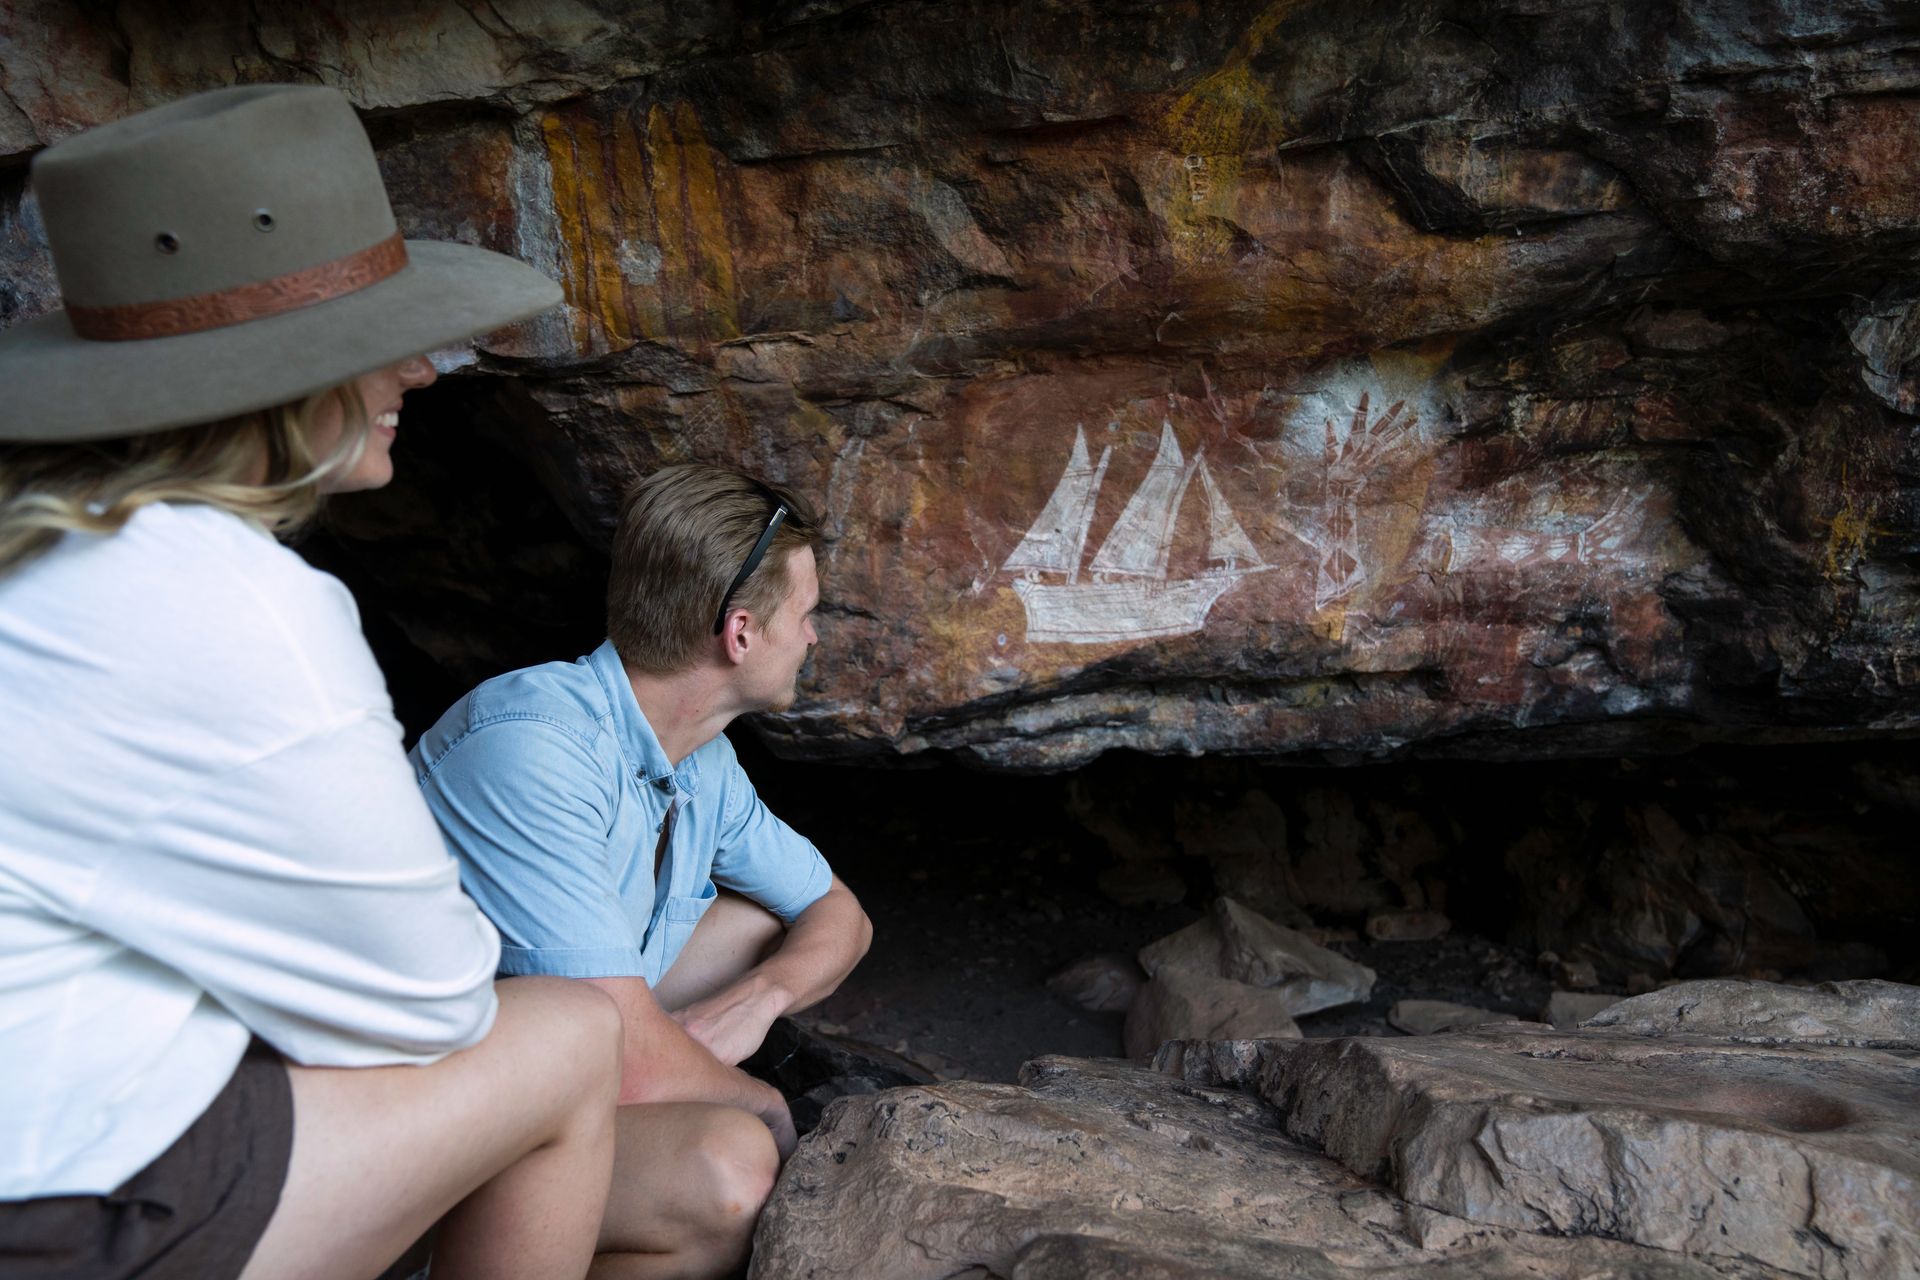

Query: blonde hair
0,383,371,575
608,464,821,675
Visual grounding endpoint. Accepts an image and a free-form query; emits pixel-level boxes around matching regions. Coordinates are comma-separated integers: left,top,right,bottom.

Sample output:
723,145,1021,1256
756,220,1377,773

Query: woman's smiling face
311,355,438,494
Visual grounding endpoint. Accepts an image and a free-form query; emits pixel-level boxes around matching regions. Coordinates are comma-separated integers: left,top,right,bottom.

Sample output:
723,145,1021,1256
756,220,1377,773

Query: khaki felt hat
0,84,563,442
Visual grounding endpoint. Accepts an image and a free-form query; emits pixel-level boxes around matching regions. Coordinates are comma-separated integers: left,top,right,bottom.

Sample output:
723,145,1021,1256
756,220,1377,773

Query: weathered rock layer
753,980,1920,1279
6,1,1920,766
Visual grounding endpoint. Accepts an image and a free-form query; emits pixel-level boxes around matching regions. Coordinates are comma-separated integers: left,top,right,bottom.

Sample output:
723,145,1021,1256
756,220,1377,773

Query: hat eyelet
253,210,275,232
154,232,180,254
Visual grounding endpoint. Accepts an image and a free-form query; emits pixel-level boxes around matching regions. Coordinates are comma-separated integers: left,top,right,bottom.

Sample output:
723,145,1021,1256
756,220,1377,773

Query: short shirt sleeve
707,742,832,923
417,717,647,979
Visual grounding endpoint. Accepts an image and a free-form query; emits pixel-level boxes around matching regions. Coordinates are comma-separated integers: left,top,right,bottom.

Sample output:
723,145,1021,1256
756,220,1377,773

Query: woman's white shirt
0,502,501,1198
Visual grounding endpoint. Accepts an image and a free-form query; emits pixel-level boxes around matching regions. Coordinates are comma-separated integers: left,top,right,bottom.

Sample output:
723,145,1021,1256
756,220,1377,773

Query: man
411,464,871,1277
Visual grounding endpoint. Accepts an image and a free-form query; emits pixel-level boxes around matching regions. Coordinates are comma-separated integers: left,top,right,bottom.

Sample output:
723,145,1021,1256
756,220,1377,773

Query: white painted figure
1310,390,1418,610
1006,420,1268,644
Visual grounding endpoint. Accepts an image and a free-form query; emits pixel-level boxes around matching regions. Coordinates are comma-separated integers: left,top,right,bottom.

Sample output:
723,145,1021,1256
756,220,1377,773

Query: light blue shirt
410,639,832,984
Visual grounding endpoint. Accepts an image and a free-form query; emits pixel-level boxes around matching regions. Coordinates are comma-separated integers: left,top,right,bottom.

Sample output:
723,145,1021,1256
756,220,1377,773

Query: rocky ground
754,981,1920,1280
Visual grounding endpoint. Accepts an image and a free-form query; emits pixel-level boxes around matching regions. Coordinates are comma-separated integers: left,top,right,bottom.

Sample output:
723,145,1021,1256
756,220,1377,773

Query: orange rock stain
538,99,742,357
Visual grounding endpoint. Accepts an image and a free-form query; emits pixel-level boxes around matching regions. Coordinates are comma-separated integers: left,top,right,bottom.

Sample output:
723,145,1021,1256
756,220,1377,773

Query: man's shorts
0,1040,294,1280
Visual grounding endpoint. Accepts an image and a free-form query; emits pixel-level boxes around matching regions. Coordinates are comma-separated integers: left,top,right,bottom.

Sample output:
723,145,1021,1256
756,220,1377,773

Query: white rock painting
1312,390,1419,609
1436,486,1649,573
1003,420,1269,644
1265,361,1445,613
993,357,1649,648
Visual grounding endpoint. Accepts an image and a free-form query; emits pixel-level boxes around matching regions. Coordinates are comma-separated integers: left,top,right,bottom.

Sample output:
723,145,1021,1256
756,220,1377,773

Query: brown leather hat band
65,233,410,342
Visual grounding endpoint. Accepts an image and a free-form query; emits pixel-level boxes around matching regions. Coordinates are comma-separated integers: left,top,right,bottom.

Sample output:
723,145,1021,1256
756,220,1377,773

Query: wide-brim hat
0,84,563,442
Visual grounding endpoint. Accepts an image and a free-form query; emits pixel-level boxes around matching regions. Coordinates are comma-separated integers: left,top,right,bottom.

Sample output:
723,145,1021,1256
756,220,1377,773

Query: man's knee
686,1108,779,1234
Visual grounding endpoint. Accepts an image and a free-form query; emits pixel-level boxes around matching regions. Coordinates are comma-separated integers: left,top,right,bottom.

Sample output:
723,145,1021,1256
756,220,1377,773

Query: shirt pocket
650,879,718,982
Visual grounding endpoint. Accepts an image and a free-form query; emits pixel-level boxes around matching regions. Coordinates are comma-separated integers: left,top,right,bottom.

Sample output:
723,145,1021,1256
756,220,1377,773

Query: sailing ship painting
1002,421,1269,644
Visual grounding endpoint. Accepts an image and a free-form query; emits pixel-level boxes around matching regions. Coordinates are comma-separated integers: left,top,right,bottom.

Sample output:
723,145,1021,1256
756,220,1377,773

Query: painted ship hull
1011,572,1255,644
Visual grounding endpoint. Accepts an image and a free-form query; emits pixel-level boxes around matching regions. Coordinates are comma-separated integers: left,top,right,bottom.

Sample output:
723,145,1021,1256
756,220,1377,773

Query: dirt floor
747,742,1562,1082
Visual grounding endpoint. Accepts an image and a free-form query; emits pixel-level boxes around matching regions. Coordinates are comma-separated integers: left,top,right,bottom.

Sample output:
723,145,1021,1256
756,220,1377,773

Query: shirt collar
587,639,705,794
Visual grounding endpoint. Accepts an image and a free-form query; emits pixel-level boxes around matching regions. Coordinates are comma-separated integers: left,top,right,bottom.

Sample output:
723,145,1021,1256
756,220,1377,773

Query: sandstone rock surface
1121,965,1300,1060
743,1018,935,1136
755,1054,1800,1280
1137,896,1376,1018
7,2,1920,768
1158,1004,1920,1278
1387,999,1515,1035
1587,979,1920,1049
1544,989,1623,1027
1044,952,1143,1015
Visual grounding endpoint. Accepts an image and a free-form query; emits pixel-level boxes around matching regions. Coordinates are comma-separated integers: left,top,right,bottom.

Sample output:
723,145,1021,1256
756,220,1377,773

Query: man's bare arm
671,877,872,1067
580,973,797,1158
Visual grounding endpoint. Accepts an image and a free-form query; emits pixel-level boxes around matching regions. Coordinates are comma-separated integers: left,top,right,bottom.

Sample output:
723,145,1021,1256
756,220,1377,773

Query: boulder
743,1018,934,1136
754,1055,1802,1280
1045,953,1145,1015
1586,979,1920,1049
1161,1006,1920,1279
1122,966,1301,1060
1386,999,1515,1036
1138,897,1375,1018
1543,990,1623,1028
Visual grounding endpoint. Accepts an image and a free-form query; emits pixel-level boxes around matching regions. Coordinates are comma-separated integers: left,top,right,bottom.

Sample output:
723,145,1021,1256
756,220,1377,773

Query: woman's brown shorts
0,1041,293,1280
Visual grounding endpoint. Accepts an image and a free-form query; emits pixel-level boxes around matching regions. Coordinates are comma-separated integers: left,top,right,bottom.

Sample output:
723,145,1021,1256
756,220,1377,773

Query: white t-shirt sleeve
80,711,502,1067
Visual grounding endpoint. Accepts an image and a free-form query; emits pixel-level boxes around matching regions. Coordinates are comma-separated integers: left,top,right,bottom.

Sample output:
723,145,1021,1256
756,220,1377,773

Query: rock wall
6,1,1920,766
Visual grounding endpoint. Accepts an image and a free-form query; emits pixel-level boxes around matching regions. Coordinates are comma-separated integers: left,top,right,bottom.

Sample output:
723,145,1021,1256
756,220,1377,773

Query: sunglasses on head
712,499,791,634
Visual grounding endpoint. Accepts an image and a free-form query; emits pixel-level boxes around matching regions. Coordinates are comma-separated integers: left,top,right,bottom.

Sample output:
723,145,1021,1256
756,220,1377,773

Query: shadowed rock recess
756,980,1918,1279
6,0,1920,767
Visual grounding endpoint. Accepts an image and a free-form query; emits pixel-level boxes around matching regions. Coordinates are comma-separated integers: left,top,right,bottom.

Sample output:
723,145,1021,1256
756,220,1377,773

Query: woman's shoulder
104,503,359,632
4,501,388,728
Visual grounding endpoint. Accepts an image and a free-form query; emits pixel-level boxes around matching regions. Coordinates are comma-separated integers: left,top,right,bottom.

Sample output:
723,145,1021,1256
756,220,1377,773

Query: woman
0,86,622,1280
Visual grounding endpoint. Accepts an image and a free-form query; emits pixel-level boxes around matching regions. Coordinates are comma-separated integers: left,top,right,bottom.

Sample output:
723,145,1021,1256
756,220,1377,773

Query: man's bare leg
588,895,786,1279
587,1103,779,1279
649,891,783,1013
239,978,622,1280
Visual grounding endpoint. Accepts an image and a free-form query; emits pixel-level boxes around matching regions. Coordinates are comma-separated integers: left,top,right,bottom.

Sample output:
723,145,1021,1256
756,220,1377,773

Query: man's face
745,546,820,712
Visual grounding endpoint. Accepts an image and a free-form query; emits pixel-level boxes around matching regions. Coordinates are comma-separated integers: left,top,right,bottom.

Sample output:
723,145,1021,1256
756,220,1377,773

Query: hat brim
0,240,565,442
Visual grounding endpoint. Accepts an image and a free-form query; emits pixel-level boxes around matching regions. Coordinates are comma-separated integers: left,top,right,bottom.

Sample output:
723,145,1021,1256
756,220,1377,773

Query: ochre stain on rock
540,106,630,353
538,99,741,356
1157,0,1305,265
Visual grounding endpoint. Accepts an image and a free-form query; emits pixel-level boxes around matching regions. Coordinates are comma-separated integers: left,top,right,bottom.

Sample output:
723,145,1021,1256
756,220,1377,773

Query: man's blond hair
608,464,821,674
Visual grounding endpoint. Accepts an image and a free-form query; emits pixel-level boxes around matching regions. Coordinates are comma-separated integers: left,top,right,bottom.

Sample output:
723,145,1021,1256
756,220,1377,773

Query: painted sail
1066,443,1113,583
1003,425,1103,577
1089,420,1190,579
1199,460,1263,568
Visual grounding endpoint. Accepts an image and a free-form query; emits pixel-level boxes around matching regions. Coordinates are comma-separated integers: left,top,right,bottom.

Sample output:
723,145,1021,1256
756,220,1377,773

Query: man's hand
659,879,872,1066
671,976,790,1066
583,974,799,1157
752,1077,799,1160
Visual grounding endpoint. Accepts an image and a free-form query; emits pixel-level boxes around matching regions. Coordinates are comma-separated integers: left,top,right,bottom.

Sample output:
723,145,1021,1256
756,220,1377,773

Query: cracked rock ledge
751,979,1919,1280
